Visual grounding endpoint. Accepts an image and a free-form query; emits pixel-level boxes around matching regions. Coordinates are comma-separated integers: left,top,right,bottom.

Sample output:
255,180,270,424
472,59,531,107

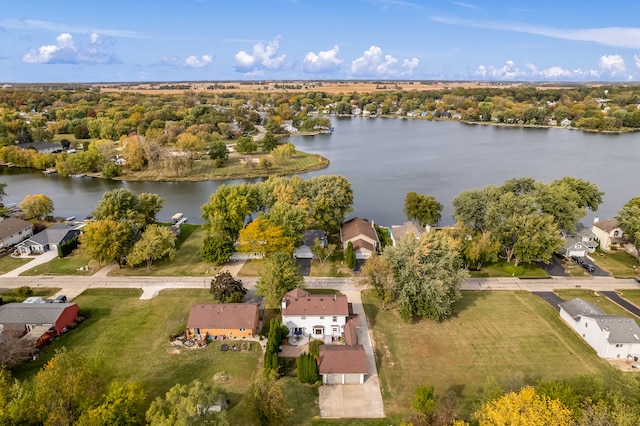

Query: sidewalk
1,251,58,278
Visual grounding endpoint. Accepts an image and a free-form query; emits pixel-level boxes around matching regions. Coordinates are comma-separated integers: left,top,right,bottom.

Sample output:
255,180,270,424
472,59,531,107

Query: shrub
16,286,33,298
309,339,323,357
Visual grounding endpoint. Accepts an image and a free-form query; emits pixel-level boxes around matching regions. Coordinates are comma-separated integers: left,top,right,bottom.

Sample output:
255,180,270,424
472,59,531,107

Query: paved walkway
318,290,385,419
599,291,640,318
0,251,58,277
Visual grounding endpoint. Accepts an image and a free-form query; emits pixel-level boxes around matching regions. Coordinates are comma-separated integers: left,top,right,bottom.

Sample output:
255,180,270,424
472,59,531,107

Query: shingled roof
186,303,259,330
0,303,76,327
0,218,32,241
559,298,605,320
583,314,640,344
319,345,368,374
281,288,349,316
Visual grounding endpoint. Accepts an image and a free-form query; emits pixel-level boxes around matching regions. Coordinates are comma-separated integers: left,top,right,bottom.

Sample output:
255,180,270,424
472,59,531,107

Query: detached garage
319,345,368,385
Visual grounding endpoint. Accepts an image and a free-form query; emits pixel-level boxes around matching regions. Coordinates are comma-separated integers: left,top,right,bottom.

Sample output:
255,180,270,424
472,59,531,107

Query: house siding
282,314,347,340
187,326,255,340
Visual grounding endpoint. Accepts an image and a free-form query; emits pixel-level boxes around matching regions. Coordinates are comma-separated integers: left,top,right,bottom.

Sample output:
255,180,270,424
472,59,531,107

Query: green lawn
363,290,610,419
468,260,549,278
0,255,31,274
591,250,639,277
12,288,263,421
237,259,266,277
309,259,353,277
555,289,639,318
0,287,60,303
20,250,96,276
109,224,214,276
615,290,640,309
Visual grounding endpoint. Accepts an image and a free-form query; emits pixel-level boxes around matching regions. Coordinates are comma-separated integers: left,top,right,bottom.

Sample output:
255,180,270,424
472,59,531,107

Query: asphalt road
599,291,640,318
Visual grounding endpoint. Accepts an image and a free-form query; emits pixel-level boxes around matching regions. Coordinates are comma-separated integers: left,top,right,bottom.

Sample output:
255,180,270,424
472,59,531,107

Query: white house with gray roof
559,298,640,359
15,223,80,255
0,217,33,249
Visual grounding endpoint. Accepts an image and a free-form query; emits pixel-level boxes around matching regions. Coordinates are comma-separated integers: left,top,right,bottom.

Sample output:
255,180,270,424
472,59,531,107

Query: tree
102,161,121,179
311,238,336,265
209,141,229,162
297,352,319,384
0,182,6,202
345,241,356,269
271,143,295,163
235,136,257,154
247,370,291,426
267,201,307,244
126,225,176,270
260,131,278,152
201,183,258,240
81,219,133,266
307,175,354,231
358,254,395,309
138,193,165,226
146,379,228,426
237,217,296,256
473,386,573,426
121,134,145,171
19,194,54,220
404,192,443,227
256,252,304,308
176,132,205,171
210,271,247,303
0,332,35,368
77,382,147,426
452,187,500,232
617,201,640,262
93,188,163,228
384,232,468,322
32,348,107,425
201,232,235,265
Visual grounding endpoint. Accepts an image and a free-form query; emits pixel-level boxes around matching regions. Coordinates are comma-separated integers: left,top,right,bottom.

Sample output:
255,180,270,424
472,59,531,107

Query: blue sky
2,0,640,83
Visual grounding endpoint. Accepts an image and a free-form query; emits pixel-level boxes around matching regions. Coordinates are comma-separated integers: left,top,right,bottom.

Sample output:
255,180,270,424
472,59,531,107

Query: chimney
594,216,599,224
333,294,336,301
281,298,287,310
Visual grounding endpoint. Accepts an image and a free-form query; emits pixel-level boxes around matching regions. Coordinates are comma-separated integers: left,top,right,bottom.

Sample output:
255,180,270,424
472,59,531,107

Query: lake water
1,118,638,226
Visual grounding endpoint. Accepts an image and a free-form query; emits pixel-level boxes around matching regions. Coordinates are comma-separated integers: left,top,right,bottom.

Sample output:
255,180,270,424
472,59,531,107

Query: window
614,231,619,237
239,328,246,332
616,344,623,348
314,328,323,335
320,316,324,319
301,316,306,320
585,323,588,328
332,316,337,322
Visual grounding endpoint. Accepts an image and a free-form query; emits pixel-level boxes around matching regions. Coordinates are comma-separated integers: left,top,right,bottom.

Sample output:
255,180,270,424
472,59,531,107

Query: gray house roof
0,303,75,326
18,223,80,248
559,298,605,320
583,314,640,344
0,217,32,241
19,142,63,153
303,229,327,247
390,221,424,243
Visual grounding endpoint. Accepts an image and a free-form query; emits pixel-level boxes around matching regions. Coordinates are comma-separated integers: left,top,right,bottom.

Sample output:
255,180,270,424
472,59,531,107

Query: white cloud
432,16,640,49
89,32,101,44
634,55,640,69
539,66,573,79
401,57,420,76
350,45,399,76
303,45,343,73
474,60,599,81
22,32,115,64
161,56,179,65
184,54,213,68
474,60,526,80
233,37,286,73
599,54,626,75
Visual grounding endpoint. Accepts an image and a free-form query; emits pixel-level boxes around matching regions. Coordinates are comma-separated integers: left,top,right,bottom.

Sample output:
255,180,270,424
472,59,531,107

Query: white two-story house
559,298,640,359
281,288,350,343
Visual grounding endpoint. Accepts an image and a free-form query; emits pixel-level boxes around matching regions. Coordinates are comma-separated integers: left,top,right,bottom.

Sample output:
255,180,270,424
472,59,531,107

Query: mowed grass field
363,290,611,418
11,288,273,424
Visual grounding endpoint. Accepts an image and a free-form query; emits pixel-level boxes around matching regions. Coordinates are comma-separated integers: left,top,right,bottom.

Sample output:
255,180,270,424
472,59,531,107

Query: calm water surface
1,118,638,226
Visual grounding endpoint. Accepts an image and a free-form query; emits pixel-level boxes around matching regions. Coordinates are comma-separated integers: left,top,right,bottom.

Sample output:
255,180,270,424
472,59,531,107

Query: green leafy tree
404,192,443,227
209,141,229,161
384,232,468,322
209,271,247,303
200,232,235,265
267,201,307,244
297,352,319,384
311,238,336,265
93,188,163,228
260,131,278,152
617,200,640,262
146,379,228,426
102,161,122,179
201,183,258,240
126,224,176,270
358,254,395,309
307,175,354,231
235,136,258,154
81,219,134,266
345,241,356,269
271,143,296,163
77,382,147,426
0,182,7,202
256,252,304,308
176,132,206,171
19,193,54,220
247,370,291,426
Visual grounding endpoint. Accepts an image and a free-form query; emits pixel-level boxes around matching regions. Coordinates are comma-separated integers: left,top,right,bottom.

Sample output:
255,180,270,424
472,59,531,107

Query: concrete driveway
1,251,58,277
318,290,385,418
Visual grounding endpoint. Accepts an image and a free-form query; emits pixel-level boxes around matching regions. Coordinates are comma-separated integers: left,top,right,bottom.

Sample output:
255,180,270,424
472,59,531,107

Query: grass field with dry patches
364,290,610,417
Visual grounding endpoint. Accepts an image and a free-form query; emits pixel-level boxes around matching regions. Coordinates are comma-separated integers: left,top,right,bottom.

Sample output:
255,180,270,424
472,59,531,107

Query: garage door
326,374,343,385
344,373,363,384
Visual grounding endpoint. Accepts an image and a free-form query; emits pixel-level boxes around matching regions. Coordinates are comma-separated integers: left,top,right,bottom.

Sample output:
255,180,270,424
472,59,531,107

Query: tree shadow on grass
448,290,490,320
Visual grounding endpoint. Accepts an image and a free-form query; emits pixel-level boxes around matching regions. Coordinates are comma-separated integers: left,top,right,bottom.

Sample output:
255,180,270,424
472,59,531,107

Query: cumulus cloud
350,46,399,76
599,54,626,75
303,45,343,73
635,55,640,69
22,32,115,64
401,57,420,76
234,37,286,73
184,54,213,68
474,60,602,81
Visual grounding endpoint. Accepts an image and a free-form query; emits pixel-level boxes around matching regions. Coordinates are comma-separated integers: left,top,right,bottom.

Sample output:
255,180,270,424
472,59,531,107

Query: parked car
54,295,67,303
635,276,640,283
582,263,595,272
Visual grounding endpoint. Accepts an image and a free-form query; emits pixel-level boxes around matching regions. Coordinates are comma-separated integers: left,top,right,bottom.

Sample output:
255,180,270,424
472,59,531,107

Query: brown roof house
186,303,259,340
340,217,380,259
319,344,368,384
0,217,33,249
591,217,625,252
281,288,351,343
389,221,425,247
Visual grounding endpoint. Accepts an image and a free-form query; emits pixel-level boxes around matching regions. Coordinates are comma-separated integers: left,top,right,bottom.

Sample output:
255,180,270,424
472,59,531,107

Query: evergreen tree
345,241,356,269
